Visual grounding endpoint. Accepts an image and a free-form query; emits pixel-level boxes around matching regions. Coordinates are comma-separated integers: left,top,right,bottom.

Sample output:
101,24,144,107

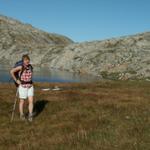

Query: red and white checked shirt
20,65,33,88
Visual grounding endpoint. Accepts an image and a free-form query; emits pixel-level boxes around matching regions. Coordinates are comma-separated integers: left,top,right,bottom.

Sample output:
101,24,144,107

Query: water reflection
0,65,100,83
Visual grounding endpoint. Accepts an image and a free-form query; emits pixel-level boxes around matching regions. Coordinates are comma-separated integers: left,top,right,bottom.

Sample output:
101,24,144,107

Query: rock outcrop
0,15,73,65
45,32,150,80
0,14,150,80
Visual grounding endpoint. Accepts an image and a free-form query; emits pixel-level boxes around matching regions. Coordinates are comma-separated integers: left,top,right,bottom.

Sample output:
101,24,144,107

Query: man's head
22,54,30,66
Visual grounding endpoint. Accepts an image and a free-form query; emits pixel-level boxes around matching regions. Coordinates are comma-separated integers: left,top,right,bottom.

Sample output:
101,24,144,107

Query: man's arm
10,66,22,84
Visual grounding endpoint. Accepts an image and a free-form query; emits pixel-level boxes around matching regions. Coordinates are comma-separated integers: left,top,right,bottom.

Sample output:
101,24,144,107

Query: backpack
13,60,33,87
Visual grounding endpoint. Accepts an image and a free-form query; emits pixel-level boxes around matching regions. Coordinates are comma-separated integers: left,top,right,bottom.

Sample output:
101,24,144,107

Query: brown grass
0,80,150,150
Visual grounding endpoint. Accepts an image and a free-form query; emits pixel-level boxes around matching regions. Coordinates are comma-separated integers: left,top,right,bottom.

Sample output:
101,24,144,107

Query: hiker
10,54,34,122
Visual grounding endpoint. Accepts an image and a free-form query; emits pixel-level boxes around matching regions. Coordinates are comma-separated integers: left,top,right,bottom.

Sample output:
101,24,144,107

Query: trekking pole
10,88,19,122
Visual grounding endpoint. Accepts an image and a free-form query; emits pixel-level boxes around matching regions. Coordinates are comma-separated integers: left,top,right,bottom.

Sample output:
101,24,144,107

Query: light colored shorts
18,85,34,99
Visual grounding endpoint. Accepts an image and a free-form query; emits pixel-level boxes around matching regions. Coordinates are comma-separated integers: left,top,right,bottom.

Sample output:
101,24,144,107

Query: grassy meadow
0,80,149,150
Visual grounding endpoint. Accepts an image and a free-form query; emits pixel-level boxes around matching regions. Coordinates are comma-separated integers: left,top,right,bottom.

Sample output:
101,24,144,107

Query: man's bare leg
28,96,34,122
19,99,25,120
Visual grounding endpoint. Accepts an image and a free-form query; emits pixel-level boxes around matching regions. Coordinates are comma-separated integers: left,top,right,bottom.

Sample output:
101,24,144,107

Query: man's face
23,58,30,66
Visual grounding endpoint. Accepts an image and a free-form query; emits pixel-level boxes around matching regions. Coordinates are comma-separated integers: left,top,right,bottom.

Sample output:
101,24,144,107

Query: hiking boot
20,114,26,121
28,113,33,122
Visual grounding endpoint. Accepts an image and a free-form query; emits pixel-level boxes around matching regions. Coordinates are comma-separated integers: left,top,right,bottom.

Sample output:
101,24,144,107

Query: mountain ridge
0,15,150,80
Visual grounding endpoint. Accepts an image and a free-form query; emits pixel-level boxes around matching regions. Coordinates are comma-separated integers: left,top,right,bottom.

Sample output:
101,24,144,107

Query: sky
0,0,150,42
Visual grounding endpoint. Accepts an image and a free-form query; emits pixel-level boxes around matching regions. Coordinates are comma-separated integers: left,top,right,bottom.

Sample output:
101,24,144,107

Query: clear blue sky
0,0,149,42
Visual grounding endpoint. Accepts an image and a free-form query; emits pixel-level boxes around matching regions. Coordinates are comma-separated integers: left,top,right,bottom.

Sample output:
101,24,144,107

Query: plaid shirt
20,65,33,88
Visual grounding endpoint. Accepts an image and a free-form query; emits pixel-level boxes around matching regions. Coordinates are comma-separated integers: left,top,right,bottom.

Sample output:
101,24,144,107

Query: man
10,54,34,122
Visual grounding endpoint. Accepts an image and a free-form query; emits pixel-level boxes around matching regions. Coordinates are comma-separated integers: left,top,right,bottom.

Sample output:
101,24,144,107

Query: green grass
0,81,150,150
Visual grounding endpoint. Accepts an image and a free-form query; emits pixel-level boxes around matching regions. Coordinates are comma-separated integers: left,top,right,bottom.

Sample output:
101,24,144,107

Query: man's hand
16,80,21,85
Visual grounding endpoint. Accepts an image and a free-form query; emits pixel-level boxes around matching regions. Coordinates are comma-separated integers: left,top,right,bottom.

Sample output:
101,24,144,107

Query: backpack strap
19,65,25,80
28,64,33,72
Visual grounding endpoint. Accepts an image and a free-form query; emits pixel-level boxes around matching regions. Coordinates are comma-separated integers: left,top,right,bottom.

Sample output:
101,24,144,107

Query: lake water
0,65,100,83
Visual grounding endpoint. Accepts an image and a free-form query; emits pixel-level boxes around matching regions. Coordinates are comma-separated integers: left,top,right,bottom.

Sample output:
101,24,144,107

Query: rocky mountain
0,15,150,80
46,32,150,80
0,15,73,65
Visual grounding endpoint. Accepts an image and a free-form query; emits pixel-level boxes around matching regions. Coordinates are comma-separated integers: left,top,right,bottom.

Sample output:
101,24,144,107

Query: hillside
0,15,73,65
0,14,150,80
45,32,150,80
